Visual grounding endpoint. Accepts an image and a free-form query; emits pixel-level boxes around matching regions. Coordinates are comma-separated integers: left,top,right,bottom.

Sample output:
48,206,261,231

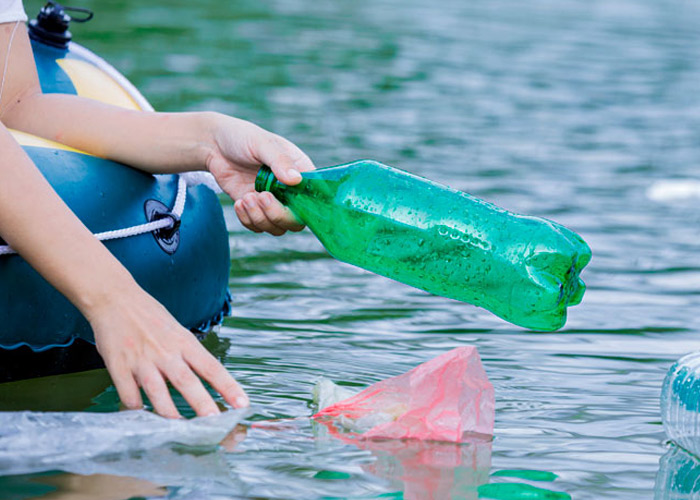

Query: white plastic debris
0,409,248,476
312,378,357,413
313,378,397,433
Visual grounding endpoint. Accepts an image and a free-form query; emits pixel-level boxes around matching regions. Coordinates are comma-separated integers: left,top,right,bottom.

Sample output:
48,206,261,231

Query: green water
6,0,700,498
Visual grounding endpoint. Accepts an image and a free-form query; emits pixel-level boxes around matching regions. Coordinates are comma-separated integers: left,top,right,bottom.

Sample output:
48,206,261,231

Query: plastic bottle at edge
255,160,591,331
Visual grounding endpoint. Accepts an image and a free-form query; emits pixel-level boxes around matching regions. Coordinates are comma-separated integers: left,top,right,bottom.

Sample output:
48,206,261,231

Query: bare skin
0,22,314,418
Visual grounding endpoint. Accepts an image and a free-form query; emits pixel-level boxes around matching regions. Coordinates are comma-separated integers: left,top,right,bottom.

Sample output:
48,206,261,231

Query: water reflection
479,481,571,500
350,439,490,500
655,443,700,500
310,418,572,500
0,425,248,500
313,419,492,499
18,473,166,500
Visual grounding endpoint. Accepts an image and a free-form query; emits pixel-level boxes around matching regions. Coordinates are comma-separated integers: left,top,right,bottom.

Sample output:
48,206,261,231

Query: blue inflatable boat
0,4,231,381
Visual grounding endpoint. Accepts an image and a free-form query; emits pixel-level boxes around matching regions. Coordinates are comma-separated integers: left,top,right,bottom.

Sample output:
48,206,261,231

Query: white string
0,21,21,111
91,176,187,242
171,175,188,217
0,23,195,256
0,176,188,256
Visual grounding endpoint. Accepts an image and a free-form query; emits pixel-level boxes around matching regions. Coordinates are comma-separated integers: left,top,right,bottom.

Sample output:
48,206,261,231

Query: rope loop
0,175,188,257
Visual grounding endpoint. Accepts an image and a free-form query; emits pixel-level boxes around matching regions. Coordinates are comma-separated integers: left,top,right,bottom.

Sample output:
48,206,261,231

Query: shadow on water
0,369,112,413
0,332,232,414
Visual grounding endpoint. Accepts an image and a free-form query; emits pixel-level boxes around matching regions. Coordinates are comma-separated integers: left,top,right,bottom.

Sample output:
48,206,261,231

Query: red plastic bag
313,346,494,442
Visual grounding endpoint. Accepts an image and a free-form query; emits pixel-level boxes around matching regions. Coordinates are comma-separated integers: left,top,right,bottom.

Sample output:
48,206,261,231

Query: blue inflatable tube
0,14,231,373
1,148,231,351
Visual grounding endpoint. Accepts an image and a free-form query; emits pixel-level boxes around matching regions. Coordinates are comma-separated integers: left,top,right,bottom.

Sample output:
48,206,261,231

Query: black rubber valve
28,2,93,49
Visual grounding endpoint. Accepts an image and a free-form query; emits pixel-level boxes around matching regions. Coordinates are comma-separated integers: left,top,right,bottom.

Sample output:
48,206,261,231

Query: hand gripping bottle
255,160,591,331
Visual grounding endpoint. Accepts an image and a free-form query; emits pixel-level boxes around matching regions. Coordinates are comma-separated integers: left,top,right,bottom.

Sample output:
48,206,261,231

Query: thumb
253,133,315,186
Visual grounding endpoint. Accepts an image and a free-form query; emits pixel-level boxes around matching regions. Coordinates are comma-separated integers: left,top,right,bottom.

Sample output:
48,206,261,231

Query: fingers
234,198,261,233
104,337,239,419
235,195,283,235
220,425,248,452
235,191,304,235
110,364,143,411
185,344,250,409
253,132,315,186
137,365,181,419
92,290,247,421
161,359,221,417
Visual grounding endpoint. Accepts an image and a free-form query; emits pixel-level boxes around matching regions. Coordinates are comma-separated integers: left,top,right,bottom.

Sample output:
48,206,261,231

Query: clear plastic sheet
313,346,494,442
0,409,248,477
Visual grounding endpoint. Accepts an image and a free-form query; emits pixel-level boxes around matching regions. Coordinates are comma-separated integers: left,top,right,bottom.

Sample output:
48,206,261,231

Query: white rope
171,175,188,217
0,176,188,256
0,21,21,111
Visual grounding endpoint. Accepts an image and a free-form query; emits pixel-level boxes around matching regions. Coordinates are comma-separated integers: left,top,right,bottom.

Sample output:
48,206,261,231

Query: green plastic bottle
255,160,591,331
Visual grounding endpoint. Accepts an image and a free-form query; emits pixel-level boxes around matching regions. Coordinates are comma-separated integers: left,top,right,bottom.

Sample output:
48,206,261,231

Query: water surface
7,0,700,498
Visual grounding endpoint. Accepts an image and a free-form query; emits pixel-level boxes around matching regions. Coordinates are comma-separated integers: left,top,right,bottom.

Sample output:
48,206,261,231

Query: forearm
0,22,222,174
0,22,310,241
3,92,222,173
0,123,141,320
0,122,250,416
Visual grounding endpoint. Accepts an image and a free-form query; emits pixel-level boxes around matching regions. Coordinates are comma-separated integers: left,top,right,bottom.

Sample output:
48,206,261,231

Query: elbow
0,84,42,128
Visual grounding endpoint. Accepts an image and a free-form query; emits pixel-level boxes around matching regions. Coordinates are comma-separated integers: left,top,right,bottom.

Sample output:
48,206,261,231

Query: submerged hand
89,288,249,418
205,115,315,235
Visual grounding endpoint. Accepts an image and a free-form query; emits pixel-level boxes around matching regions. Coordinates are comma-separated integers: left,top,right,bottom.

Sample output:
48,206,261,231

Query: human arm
0,22,313,417
0,23,314,234
0,121,248,417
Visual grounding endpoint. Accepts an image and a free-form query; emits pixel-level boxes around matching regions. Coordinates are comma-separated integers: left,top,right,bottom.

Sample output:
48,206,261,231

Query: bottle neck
254,165,277,193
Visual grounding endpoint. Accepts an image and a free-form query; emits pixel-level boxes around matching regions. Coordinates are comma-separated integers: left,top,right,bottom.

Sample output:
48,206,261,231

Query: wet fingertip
120,402,141,412
235,396,250,408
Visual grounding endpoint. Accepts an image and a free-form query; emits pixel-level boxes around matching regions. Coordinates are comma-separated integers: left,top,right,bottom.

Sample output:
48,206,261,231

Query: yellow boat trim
56,58,141,111
10,129,89,155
